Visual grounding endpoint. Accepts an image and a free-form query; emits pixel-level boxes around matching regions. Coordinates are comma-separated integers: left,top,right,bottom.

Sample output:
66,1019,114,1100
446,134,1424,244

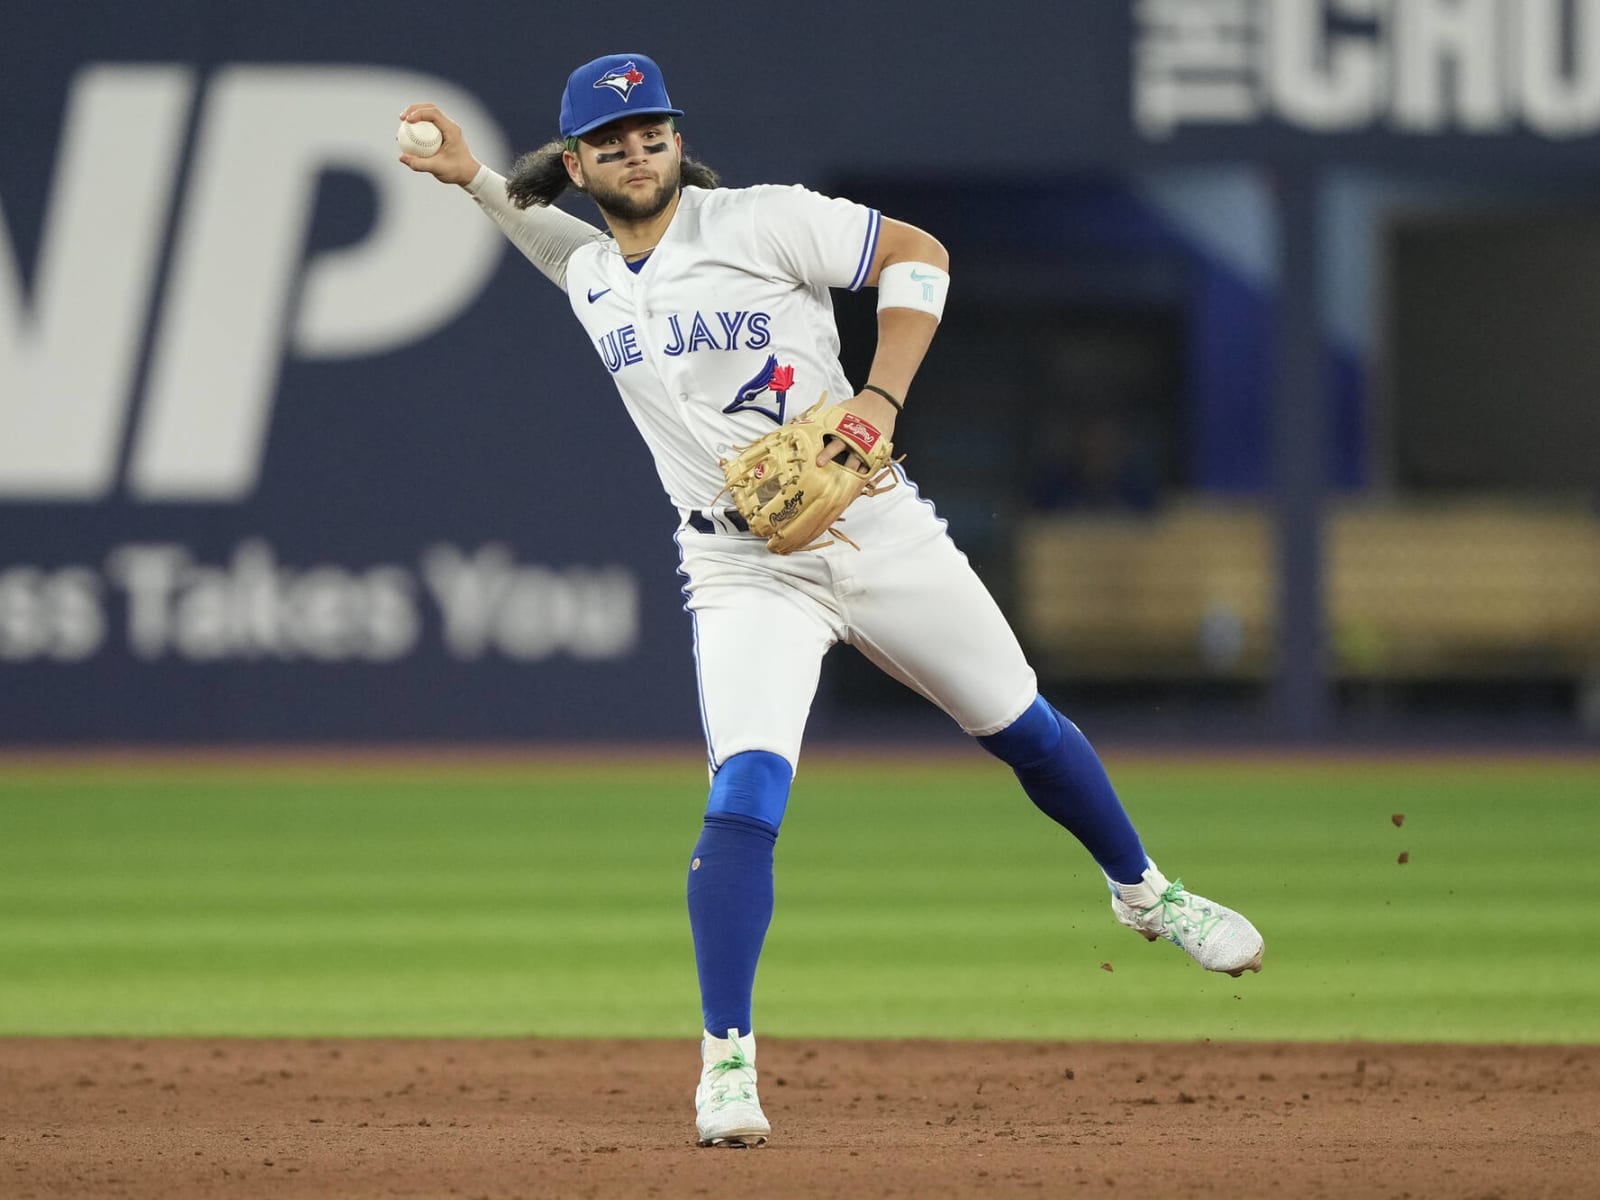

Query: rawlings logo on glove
718,396,898,554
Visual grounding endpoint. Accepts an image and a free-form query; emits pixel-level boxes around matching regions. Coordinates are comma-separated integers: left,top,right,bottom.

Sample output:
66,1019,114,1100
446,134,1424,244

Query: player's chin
601,185,674,222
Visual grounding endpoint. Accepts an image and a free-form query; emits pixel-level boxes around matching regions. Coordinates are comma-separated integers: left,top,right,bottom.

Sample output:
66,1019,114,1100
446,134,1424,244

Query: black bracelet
861,384,903,412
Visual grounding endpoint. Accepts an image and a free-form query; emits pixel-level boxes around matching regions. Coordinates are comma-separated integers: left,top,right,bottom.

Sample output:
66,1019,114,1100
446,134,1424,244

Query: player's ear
562,148,585,189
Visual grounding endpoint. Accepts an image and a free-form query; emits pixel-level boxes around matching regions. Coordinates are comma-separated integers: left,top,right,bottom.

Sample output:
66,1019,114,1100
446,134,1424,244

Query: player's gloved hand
397,104,482,186
719,395,898,554
816,388,900,469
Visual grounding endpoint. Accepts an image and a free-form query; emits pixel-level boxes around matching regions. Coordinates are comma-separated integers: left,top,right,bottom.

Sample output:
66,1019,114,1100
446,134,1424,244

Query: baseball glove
718,396,898,554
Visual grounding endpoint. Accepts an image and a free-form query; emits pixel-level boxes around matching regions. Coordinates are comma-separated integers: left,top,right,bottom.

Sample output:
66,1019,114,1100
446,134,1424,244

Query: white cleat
1108,861,1265,977
694,1028,771,1148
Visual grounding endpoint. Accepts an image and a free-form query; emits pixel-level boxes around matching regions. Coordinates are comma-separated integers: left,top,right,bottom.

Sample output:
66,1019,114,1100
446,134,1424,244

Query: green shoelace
706,1043,755,1103
1145,878,1222,944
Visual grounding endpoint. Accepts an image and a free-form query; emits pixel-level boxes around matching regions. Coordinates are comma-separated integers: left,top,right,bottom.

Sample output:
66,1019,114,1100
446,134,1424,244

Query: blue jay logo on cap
561,53,683,139
594,62,648,102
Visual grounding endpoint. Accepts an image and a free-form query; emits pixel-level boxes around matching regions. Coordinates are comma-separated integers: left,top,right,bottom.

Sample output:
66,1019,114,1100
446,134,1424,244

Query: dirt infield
2,1039,1594,1199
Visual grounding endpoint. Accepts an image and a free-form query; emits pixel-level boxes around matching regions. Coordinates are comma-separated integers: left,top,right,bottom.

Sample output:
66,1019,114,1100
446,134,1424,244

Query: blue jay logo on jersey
594,63,648,101
724,355,795,423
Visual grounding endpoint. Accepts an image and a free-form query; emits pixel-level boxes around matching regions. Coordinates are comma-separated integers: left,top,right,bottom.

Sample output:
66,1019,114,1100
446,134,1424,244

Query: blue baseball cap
559,53,684,140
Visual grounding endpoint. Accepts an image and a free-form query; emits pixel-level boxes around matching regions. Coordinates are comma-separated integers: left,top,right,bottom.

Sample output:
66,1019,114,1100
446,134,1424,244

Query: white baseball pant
676,476,1039,770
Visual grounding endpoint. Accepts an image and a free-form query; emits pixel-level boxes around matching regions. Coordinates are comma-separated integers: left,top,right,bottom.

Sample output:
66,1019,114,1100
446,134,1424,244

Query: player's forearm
464,165,600,289
863,307,939,409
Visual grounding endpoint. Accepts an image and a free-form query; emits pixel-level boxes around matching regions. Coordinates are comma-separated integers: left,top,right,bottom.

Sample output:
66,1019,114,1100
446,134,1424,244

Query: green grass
1,753,1596,1041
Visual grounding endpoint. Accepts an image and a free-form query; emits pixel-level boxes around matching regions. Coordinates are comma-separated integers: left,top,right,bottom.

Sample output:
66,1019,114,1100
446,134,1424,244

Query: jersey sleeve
744,185,883,293
463,166,605,289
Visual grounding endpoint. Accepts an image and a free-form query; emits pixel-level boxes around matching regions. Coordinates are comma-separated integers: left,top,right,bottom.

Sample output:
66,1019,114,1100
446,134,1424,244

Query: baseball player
400,52,1264,1149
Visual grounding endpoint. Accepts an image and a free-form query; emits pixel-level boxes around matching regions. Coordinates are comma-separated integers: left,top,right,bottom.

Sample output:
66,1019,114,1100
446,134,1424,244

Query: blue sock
978,696,1149,885
687,751,791,1038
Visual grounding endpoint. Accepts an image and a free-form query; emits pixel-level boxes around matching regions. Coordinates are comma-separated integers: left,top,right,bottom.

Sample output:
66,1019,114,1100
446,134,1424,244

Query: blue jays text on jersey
596,310,772,372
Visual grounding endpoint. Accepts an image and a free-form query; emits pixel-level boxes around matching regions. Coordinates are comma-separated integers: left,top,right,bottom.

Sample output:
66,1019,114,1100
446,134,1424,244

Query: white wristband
876,261,949,321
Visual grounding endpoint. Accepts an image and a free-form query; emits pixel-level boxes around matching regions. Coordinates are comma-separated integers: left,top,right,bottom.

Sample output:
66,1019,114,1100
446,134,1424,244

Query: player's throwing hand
397,104,481,186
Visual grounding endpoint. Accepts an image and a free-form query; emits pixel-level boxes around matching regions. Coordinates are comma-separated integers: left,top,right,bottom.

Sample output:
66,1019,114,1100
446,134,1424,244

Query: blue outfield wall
5,1,1599,742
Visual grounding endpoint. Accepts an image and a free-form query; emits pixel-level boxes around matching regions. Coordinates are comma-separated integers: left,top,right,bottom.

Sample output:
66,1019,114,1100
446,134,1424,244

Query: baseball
397,118,442,157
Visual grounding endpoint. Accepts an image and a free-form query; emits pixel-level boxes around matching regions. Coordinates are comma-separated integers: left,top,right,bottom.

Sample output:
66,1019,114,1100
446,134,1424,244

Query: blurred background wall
4,0,1598,746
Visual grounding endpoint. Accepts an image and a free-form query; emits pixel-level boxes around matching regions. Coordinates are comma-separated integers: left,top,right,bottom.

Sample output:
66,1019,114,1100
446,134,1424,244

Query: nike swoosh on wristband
909,269,940,282
587,287,612,303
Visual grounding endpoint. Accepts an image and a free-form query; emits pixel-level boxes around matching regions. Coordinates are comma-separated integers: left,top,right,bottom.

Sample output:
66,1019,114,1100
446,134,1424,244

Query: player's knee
977,694,1063,769
706,750,794,830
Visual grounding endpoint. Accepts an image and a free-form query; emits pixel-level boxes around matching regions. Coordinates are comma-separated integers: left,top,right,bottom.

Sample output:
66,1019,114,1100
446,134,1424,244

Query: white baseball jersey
468,170,880,508
466,166,1036,766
